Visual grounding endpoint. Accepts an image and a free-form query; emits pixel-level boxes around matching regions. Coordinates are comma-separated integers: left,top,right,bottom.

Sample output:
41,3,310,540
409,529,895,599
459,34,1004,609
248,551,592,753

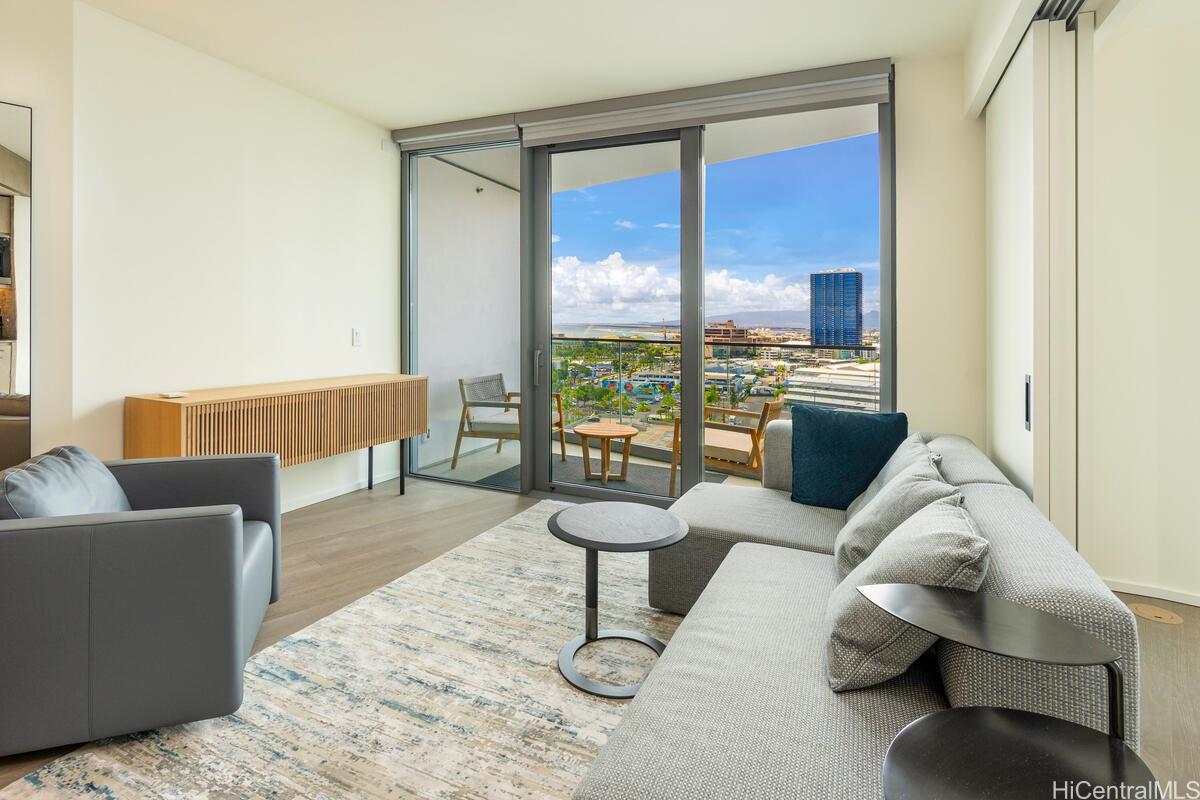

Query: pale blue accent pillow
0,446,132,519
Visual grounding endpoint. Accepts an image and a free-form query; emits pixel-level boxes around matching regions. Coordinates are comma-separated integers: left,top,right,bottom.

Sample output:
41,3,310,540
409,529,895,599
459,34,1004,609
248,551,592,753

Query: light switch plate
351,328,364,347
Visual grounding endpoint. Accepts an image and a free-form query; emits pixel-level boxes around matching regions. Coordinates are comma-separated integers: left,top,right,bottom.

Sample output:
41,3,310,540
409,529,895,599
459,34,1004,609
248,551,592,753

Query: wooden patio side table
573,422,638,485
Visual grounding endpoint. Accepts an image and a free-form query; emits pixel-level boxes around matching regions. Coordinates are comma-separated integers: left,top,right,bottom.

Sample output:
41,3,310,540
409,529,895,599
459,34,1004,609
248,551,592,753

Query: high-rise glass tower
810,268,863,346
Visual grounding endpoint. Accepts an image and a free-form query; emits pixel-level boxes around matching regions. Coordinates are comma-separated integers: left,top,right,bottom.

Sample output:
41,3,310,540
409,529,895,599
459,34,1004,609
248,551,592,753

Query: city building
810,268,863,346
704,319,753,343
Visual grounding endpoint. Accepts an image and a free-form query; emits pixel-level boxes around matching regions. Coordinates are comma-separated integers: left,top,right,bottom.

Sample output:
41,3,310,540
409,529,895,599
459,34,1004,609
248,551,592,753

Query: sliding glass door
544,136,685,499
406,143,524,491
529,106,889,503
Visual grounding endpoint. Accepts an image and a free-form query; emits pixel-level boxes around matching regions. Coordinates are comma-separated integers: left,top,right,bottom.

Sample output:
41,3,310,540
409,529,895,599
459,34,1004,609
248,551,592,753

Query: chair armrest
704,421,758,435
762,419,793,491
0,506,244,754
105,454,281,602
703,405,762,420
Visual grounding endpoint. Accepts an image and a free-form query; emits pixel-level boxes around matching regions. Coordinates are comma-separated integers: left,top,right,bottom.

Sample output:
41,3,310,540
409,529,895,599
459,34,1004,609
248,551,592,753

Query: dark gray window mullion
878,93,897,413
680,127,705,495
530,146,552,491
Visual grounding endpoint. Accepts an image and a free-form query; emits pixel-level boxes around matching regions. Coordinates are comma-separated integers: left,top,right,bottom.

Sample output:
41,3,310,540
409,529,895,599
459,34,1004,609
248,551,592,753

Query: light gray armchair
0,446,281,757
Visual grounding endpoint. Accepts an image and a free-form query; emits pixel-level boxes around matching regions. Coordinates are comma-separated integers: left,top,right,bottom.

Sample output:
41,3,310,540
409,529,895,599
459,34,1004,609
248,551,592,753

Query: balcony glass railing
550,336,881,463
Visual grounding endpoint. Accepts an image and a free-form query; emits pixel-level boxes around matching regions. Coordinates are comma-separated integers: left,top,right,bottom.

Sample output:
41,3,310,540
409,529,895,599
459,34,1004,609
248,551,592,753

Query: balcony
416,335,880,495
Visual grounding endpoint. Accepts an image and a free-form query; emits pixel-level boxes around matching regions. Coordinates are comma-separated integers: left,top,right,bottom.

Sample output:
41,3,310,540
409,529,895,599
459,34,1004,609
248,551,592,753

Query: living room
0,0,1195,797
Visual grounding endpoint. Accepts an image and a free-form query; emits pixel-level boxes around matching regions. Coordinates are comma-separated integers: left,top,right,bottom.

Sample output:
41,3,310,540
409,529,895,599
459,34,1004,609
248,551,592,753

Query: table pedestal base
558,546,665,699
883,707,1154,800
557,630,665,699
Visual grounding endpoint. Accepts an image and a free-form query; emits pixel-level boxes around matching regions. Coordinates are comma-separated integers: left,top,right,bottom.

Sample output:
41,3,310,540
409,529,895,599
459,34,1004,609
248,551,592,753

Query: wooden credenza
124,374,428,484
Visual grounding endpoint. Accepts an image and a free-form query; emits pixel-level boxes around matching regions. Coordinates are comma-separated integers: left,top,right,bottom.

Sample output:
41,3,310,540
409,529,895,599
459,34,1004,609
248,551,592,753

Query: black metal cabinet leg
367,445,374,490
399,439,406,495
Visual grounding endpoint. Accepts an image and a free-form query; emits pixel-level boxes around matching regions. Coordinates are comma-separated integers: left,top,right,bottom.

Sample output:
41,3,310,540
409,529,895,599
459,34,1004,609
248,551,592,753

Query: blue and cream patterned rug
4,500,681,799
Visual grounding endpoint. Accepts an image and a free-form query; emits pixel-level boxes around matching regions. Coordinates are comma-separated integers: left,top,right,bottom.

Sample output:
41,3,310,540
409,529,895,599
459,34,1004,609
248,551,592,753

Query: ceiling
81,0,980,130
440,103,879,191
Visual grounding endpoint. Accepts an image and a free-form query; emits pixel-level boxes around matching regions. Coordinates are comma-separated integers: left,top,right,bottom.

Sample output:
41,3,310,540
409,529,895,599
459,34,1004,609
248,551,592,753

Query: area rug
4,500,682,799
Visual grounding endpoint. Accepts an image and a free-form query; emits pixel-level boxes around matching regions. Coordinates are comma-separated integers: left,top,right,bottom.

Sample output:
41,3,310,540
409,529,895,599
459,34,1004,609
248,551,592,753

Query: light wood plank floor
0,478,1196,789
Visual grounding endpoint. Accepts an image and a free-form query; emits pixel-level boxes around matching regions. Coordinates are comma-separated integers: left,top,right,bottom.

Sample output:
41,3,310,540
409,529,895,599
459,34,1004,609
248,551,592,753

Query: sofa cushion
0,446,132,520
833,458,958,577
0,393,30,417
937,482,1141,744
845,432,933,520
650,483,846,614
924,434,1012,487
467,409,520,434
790,404,908,510
576,543,949,800
825,496,990,691
669,482,845,552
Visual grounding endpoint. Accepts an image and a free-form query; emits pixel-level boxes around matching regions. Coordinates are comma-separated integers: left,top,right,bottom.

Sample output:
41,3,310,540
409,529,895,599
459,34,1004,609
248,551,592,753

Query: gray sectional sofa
576,421,1140,800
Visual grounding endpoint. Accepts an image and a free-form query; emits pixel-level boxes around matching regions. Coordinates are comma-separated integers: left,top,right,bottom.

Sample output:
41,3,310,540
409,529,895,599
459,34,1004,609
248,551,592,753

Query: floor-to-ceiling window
702,107,883,418
396,62,895,501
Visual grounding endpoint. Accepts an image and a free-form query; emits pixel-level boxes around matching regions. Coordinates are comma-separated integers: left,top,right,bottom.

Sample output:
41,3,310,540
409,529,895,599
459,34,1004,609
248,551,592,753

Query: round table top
572,422,638,439
883,707,1154,800
548,502,688,552
858,583,1120,666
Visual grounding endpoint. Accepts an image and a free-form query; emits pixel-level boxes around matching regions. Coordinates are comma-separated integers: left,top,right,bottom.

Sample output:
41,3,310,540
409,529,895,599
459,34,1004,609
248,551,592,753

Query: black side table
548,502,688,699
860,583,1154,800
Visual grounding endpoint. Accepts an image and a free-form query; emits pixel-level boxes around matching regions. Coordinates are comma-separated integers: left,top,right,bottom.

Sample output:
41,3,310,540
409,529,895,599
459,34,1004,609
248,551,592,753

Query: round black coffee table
548,502,688,699
859,583,1154,799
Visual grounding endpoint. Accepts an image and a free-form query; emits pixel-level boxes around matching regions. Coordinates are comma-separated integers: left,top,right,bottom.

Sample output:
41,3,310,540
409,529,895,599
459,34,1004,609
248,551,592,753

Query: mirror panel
0,101,31,468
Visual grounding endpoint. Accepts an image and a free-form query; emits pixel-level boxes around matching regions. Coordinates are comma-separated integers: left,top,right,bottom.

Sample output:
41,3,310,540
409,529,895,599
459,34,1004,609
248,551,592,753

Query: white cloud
654,222,680,229
704,269,810,316
551,234,561,243
614,219,637,230
553,252,680,323
552,251,815,323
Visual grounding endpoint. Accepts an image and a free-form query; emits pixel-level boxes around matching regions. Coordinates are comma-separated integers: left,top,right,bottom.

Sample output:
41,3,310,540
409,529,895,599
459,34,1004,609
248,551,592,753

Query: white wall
894,57,987,446
983,33,1036,495
1079,0,1200,604
72,4,401,511
413,155,521,468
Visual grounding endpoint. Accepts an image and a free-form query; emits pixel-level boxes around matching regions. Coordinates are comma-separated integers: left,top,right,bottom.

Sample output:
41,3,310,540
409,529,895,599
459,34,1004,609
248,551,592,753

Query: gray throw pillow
833,458,959,577
0,445,132,520
824,496,989,692
845,433,932,520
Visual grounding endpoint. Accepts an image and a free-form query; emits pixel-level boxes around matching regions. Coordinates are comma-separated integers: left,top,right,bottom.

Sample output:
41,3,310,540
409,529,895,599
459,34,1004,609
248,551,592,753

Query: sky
550,132,880,327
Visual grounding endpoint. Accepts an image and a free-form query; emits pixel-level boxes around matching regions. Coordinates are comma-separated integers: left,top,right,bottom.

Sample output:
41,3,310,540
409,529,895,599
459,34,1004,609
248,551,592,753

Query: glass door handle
534,349,544,387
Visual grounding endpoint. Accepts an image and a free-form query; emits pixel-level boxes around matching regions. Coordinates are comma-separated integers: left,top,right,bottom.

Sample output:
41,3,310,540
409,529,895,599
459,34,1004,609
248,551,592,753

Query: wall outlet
351,328,364,347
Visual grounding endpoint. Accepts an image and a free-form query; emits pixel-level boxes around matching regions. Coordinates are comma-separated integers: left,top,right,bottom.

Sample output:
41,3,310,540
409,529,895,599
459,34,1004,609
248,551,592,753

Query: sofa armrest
105,454,281,602
762,419,793,491
0,505,244,756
